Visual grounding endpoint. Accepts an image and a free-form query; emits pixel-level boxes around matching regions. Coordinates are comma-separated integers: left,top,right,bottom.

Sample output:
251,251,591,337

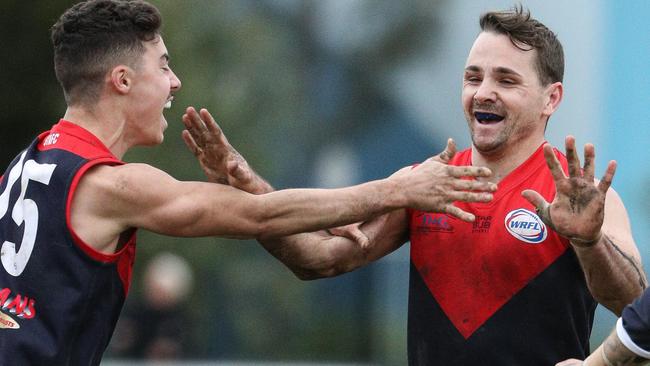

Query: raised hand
392,138,496,222
522,136,617,247
182,107,271,194
331,138,465,244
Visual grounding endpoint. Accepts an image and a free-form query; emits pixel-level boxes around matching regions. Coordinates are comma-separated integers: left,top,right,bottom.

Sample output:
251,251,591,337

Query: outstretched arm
522,136,646,314
182,107,408,277
181,107,488,278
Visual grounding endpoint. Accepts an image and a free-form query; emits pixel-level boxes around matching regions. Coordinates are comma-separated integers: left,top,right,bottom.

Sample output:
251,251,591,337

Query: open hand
522,136,616,247
182,107,271,194
397,138,497,222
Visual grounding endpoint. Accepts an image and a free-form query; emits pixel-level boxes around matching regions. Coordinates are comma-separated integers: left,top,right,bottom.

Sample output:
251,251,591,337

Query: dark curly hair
51,0,162,105
480,5,564,86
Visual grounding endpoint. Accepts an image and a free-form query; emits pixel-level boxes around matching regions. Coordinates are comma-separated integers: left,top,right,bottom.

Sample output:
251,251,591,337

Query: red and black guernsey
407,144,596,365
0,120,136,365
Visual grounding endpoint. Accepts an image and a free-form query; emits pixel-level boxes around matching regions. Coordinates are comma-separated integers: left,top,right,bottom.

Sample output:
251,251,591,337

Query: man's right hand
390,138,496,222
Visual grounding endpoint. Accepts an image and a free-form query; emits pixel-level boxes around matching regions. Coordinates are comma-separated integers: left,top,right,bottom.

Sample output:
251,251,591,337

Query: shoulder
82,162,173,184
78,163,176,202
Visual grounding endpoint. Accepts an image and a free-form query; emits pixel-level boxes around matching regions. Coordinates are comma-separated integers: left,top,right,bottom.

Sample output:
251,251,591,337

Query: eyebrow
464,65,522,78
493,67,521,77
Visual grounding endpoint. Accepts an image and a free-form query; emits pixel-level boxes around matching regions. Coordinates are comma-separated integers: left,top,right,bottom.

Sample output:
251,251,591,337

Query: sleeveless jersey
408,144,596,365
617,288,650,359
0,120,136,365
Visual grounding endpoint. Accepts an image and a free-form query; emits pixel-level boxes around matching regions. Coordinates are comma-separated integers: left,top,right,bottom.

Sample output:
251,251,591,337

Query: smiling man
184,6,646,365
0,1,500,364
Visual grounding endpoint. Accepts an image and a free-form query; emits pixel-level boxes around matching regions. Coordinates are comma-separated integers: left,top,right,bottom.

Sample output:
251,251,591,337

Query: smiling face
462,31,559,157
126,35,181,146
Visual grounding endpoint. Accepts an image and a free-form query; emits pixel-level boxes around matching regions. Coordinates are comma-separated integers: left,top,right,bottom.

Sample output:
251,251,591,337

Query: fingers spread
436,138,457,163
543,143,567,181
200,108,225,140
444,205,475,222
182,108,210,149
521,190,553,228
582,143,596,182
565,136,582,178
597,160,617,193
181,130,200,157
447,165,492,178
448,191,493,203
521,189,546,209
451,179,497,192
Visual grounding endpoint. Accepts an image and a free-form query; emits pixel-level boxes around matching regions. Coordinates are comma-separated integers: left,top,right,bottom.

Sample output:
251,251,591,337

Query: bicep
92,164,263,238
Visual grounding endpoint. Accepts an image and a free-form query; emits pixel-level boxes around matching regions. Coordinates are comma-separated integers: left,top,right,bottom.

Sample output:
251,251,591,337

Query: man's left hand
522,136,617,247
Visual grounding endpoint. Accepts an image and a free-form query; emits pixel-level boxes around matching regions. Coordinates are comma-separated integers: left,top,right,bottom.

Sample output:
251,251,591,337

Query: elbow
289,257,364,281
292,269,326,281
290,266,342,281
592,286,644,316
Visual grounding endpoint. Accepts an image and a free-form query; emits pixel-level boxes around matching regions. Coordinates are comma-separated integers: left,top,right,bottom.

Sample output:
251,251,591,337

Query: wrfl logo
504,209,547,244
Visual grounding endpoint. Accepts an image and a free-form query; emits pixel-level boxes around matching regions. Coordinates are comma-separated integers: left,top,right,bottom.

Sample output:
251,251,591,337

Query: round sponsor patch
504,209,547,244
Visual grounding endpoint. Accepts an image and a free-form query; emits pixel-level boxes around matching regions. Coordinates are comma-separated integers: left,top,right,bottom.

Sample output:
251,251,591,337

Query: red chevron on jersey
409,144,570,339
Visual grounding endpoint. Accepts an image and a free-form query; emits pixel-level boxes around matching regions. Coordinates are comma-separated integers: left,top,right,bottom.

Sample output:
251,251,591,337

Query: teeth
475,112,504,123
164,100,172,109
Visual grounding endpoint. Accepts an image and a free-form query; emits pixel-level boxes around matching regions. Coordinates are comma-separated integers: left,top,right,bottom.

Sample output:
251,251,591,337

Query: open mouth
164,96,174,109
474,111,505,124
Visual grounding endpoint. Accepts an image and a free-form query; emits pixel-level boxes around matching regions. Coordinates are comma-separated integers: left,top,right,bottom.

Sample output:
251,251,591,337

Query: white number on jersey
0,151,57,276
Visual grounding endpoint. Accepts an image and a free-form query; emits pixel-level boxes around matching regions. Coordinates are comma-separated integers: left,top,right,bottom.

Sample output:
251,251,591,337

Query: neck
62,102,129,159
472,135,545,183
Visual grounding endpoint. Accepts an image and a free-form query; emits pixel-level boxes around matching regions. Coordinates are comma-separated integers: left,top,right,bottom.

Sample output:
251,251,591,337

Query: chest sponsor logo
414,213,454,233
472,215,492,233
0,287,37,330
504,208,547,244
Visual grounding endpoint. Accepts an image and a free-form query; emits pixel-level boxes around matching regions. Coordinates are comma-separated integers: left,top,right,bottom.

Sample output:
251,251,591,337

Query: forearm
573,234,647,315
259,211,408,280
260,232,370,280
584,330,649,366
254,179,404,238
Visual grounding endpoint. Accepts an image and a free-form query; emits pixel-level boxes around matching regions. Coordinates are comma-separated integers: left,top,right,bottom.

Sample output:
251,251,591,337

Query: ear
542,81,563,116
109,65,133,95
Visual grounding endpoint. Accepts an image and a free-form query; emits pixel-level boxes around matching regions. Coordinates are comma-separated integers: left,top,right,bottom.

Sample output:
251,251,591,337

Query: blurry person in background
184,6,645,365
109,252,194,360
557,288,650,365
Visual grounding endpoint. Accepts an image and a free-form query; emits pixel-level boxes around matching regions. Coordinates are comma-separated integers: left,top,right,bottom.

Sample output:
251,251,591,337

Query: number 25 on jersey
0,151,56,276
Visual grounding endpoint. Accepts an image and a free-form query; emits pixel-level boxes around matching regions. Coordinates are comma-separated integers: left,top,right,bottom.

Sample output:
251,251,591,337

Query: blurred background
1,0,648,365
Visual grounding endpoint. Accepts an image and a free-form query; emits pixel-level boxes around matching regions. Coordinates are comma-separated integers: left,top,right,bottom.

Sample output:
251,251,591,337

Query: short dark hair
480,5,564,85
51,0,162,105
